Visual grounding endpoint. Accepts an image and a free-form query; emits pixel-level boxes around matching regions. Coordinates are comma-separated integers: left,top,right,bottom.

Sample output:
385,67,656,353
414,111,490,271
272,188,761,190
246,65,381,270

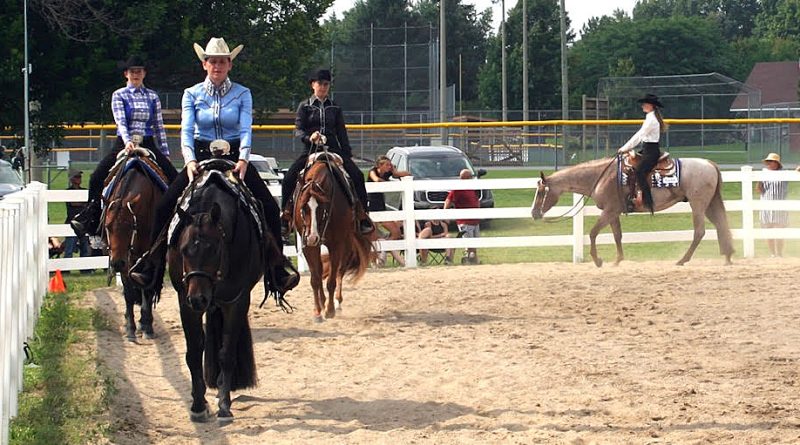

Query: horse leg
334,268,345,313
305,247,325,322
215,308,238,423
609,216,625,266
324,252,341,319
179,304,211,422
122,283,137,341
139,289,156,339
588,214,613,268
677,207,707,266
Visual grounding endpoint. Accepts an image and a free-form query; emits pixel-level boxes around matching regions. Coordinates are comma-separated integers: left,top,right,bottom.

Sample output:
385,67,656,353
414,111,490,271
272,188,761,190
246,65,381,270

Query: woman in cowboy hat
617,93,668,214
757,152,789,257
130,37,299,294
70,55,178,238
280,68,374,239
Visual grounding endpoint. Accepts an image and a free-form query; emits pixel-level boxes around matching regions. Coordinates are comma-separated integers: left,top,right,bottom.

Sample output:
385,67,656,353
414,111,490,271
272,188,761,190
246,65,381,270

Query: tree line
1,0,798,154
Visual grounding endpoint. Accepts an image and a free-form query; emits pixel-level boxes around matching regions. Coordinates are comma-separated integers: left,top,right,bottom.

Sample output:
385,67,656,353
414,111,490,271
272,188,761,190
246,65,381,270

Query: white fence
0,183,48,445
45,165,800,273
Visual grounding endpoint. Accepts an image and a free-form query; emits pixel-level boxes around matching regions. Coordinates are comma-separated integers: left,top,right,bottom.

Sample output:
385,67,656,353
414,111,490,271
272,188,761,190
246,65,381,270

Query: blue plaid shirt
111,84,169,155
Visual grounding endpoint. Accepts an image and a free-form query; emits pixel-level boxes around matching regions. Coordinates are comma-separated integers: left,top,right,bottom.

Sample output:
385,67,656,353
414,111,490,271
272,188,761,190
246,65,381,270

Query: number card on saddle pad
618,152,682,189
167,161,264,247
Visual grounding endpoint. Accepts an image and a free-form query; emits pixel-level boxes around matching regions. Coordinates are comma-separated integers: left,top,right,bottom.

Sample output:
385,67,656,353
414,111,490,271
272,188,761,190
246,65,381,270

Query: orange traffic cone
48,269,67,293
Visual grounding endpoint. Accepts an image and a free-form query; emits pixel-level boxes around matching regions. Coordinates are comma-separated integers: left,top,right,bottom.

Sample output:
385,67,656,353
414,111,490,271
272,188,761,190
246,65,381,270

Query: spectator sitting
48,237,64,258
757,152,788,257
443,169,480,265
417,219,448,264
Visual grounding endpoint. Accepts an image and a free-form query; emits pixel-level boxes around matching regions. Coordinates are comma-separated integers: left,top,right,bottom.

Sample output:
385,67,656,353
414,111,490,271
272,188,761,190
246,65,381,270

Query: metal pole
370,23,374,124
404,22,408,123
23,0,32,183
522,0,528,153
501,0,507,122
439,0,447,142
559,0,568,165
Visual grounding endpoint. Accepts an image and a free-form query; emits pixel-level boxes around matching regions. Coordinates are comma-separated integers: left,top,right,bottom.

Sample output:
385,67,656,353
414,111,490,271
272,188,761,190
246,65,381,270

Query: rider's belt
115,135,156,150
195,139,240,162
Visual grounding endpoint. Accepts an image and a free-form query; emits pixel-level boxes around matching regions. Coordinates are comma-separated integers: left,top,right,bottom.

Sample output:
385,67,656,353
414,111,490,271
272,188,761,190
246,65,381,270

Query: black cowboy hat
308,69,333,83
637,93,664,108
120,55,146,72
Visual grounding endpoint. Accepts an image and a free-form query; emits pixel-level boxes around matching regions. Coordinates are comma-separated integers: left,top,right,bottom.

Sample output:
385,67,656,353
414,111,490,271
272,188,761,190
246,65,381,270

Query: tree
478,0,571,113
754,0,800,39
633,0,760,40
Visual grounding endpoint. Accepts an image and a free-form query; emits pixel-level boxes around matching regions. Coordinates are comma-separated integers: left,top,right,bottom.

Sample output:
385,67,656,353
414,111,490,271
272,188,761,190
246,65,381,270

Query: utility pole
23,0,32,183
501,0,507,122
522,0,528,148
559,0,569,168
439,0,447,142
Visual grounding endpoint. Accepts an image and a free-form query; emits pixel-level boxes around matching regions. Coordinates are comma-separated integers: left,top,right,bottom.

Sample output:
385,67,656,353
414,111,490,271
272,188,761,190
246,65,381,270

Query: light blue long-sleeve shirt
180,77,253,162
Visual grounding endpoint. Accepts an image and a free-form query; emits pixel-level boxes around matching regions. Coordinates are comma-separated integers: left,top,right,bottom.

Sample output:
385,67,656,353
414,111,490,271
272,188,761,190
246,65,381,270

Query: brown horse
531,156,734,267
294,154,374,322
103,153,167,340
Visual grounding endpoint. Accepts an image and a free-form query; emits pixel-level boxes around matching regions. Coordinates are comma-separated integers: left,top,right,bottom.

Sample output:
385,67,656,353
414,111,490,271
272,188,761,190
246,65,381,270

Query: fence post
401,176,417,268
741,165,755,258
572,193,584,263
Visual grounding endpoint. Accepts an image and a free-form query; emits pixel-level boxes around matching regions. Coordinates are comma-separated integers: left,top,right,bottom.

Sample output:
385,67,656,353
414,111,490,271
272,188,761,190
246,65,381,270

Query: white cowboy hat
193,37,244,62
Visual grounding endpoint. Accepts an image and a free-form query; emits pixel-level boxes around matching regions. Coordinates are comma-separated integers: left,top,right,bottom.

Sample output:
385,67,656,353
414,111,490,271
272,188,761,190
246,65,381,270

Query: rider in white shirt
618,93,667,213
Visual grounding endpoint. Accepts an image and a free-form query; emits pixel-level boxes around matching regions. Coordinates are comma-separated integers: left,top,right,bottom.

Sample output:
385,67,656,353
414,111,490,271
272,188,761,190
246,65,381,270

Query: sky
325,0,638,37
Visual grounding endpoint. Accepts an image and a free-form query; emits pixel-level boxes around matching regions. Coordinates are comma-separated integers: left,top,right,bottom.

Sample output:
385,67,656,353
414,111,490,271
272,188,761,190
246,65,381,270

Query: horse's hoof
190,406,212,423
675,261,686,266
313,315,324,323
593,258,603,268
325,311,336,320
334,300,342,311
217,413,234,424
126,336,137,342
142,332,156,340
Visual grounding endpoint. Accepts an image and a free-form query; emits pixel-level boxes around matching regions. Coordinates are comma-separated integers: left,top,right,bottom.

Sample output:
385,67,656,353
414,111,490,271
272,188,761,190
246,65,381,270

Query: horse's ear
176,207,191,225
209,203,221,224
539,171,547,183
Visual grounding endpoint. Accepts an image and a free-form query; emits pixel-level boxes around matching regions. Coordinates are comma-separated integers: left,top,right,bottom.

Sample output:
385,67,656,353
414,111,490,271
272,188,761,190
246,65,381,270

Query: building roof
731,61,800,111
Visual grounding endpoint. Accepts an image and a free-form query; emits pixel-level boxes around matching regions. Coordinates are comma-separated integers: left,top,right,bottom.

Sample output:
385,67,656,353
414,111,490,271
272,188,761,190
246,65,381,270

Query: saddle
103,148,169,198
619,151,681,212
167,159,264,247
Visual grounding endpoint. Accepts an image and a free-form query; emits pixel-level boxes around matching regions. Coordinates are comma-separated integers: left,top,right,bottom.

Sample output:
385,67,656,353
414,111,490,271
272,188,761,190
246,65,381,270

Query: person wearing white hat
757,152,789,257
70,55,178,238
130,37,299,295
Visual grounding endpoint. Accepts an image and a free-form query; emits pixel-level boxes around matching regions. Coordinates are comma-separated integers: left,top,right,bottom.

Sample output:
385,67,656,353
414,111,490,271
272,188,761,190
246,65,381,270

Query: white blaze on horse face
307,197,320,246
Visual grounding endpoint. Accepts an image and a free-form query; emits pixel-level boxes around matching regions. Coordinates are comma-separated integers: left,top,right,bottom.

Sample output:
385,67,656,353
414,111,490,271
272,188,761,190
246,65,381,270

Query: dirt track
89,258,800,444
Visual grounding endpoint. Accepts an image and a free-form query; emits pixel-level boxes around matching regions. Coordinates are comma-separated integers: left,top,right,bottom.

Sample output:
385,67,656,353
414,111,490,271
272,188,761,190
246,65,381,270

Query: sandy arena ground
88,258,800,444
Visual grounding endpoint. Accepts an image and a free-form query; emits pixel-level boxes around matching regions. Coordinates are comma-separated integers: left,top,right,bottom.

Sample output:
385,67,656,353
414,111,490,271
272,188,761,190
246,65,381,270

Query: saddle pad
168,170,264,246
102,156,170,203
618,157,682,188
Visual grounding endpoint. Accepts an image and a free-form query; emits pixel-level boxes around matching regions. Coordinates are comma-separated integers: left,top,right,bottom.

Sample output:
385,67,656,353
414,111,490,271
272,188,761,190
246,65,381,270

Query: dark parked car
384,145,494,211
0,160,24,199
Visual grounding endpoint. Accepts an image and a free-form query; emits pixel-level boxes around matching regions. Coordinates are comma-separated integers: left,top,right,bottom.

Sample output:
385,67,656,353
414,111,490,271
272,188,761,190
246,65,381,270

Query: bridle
181,214,228,294
104,199,139,271
533,156,618,222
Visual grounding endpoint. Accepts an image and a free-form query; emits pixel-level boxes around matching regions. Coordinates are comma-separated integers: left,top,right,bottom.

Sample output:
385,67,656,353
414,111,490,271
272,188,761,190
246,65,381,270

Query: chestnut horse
167,162,268,423
294,154,374,322
103,153,166,341
531,156,734,267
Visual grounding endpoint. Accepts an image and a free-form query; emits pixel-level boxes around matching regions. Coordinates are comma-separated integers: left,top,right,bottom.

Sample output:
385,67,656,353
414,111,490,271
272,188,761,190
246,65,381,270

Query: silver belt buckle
209,139,231,157
131,134,143,147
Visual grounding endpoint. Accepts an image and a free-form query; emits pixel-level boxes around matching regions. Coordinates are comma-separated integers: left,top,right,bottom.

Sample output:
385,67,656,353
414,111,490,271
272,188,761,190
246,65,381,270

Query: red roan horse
103,152,166,341
293,154,374,322
531,156,734,267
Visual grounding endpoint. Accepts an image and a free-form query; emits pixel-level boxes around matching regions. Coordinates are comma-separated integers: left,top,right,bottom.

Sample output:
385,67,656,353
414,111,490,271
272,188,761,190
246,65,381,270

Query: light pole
501,0,507,122
439,0,447,142
23,0,32,183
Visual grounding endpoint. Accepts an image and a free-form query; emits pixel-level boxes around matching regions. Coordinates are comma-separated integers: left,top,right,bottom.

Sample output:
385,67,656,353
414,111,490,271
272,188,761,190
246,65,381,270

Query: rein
181,215,229,302
535,156,617,223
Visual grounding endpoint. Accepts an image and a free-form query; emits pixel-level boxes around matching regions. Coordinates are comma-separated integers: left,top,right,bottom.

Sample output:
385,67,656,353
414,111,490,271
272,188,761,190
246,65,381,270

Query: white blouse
619,111,660,153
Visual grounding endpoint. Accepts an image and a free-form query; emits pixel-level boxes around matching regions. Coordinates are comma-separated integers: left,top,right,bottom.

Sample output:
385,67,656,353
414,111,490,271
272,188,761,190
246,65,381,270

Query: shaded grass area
10,274,116,445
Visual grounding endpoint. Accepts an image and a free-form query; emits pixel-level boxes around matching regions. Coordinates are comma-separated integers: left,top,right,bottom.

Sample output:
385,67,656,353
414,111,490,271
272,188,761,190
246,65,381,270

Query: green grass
10,273,116,445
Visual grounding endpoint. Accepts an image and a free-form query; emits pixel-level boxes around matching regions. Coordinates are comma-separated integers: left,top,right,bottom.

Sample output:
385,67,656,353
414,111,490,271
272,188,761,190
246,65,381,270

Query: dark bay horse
168,163,265,423
531,156,734,267
294,154,374,322
103,153,166,341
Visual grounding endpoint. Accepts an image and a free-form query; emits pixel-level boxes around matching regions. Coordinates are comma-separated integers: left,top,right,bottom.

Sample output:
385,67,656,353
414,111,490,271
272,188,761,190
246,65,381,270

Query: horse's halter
532,157,618,222
299,157,335,246
181,214,228,292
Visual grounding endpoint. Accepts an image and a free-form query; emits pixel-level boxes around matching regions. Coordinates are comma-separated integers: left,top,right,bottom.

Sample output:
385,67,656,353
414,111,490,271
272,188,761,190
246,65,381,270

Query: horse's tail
706,164,735,258
203,306,258,390
342,229,376,283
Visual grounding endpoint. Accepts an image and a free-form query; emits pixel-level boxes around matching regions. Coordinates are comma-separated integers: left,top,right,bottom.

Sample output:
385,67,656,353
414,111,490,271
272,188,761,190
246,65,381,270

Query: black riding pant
153,140,283,251
281,154,368,210
635,142,661,211
88,136,178,202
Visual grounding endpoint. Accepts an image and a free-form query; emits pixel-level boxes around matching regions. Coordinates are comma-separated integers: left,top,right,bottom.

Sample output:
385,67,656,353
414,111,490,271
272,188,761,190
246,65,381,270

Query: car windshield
0,164,23,186
408,156,472,178
251,160,278,176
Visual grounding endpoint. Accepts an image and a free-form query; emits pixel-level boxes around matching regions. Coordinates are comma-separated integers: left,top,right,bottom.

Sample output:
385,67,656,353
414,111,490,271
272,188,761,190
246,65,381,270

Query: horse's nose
306,234,320,247
531,209,541,220
187,293,210,312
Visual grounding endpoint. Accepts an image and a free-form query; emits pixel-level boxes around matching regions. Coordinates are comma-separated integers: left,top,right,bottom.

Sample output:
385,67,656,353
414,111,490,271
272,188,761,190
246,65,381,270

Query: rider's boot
270,256,300,294
129,241,167,290
280,207,292,245
70,200,101,237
